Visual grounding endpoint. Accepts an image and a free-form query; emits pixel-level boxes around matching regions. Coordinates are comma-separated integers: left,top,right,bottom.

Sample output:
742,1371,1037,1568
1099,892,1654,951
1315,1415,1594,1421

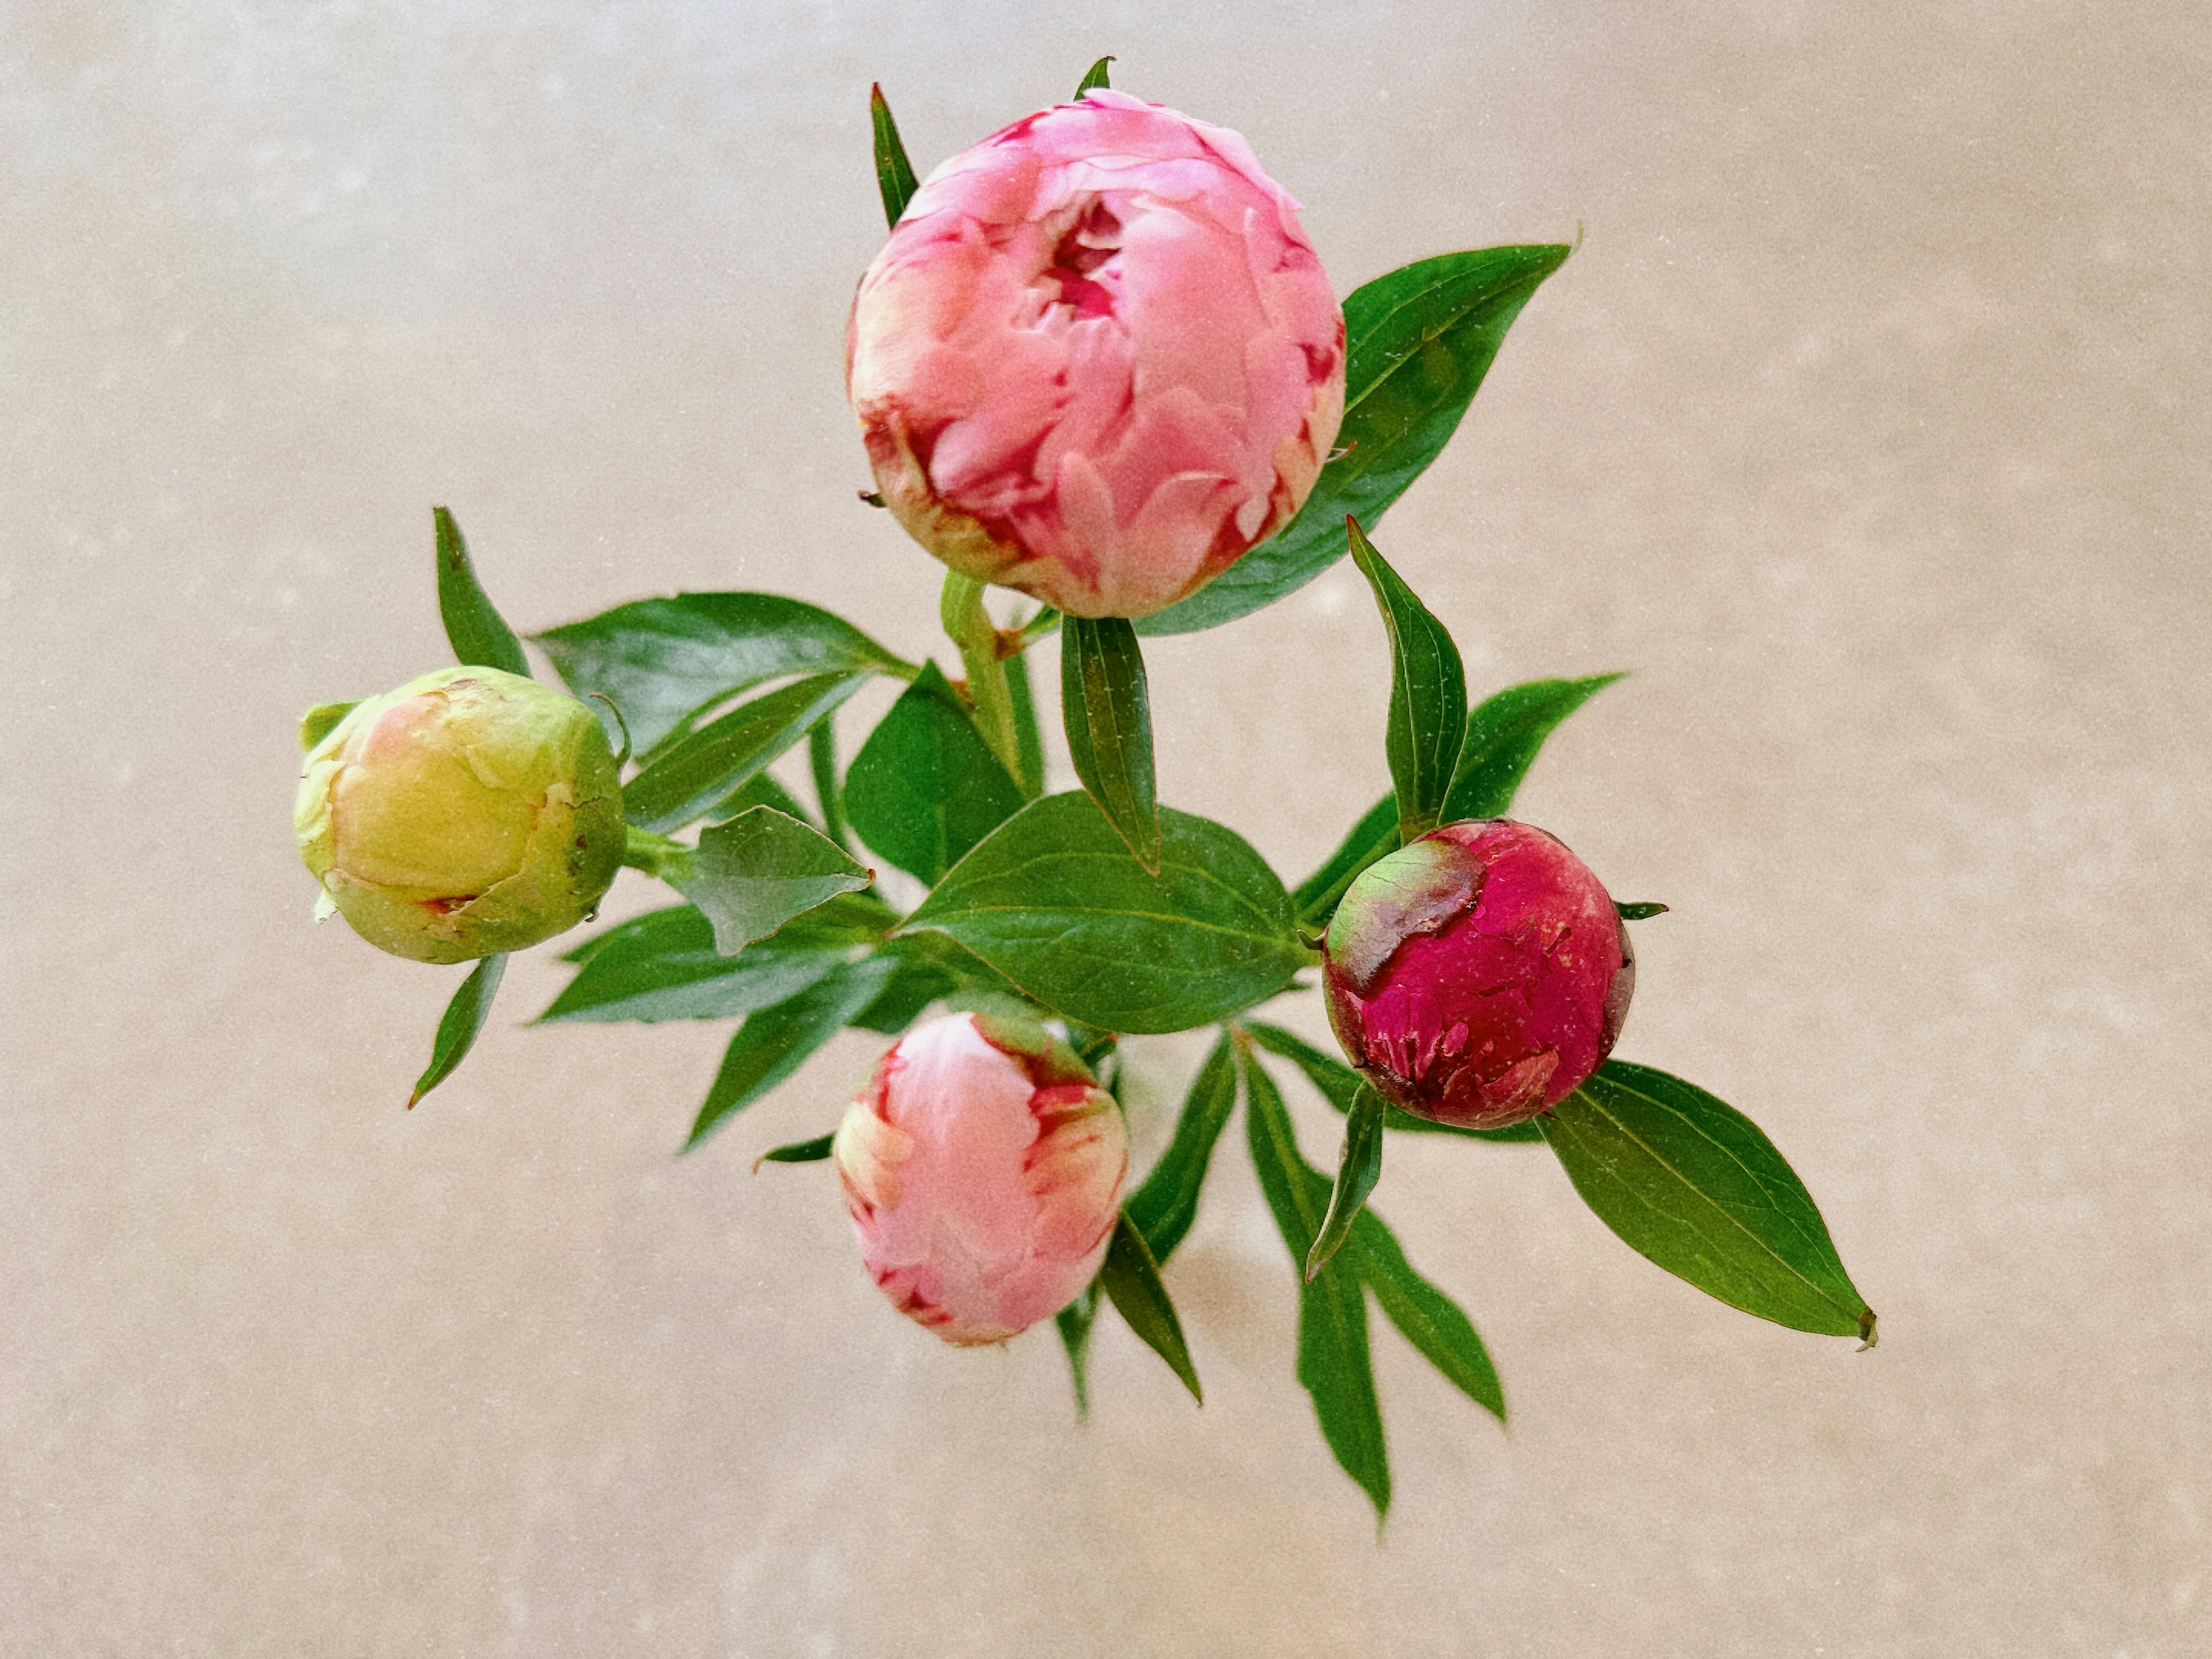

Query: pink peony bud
1323,821,1635,1131
832,1012,1128,1345
847,89,1346,619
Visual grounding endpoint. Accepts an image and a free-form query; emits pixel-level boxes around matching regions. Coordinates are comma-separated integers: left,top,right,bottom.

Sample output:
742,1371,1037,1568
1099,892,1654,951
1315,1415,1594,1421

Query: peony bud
294,665,624,964
1323,820,1634,1131
833,1012,1128,1345
847,89,1345,619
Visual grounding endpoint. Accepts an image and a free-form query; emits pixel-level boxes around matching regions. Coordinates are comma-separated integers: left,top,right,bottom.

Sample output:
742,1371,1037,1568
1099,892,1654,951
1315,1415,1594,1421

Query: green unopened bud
294,665,624,964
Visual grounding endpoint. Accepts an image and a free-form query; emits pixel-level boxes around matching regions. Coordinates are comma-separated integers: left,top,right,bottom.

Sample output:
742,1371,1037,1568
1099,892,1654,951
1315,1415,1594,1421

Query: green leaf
409,953,507,1107
755,1132,835,1166
1241,1046,1389,1518
1123,1031,1237,1264
1306,1085,1385,1282
843,661,1025,886
1244,1020,1542,1143
541,899,890,1024
1138,244,1571,636
1616,900,1669,921
869,82,922,228
1074,56,1114,97
1099,1213,1202,1404
1291,794,1397,930
299,700,359,752
844,950,957,1035
1440,672,1623,823
624,673,869,834
1004,638,1046,801
676,807,872,956
432,507,532,678
533,593,912,759
715,768,816,830
1060,616,1161,872
686,957,902,1150
897,794,1305,1034
808,715,850,852
1349,1210,1505,1422
1347,518,1466,842
1539,1062,1877,1343
1055,1285,1101,1418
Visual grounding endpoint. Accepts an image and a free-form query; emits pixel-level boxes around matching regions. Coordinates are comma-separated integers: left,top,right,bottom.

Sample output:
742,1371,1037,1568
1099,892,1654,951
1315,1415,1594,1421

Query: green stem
940,572,1022,781
621,825,695,885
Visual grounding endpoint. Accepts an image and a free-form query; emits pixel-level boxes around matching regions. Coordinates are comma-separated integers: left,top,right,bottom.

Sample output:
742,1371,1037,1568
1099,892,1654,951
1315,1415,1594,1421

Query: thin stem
940,572,1022,781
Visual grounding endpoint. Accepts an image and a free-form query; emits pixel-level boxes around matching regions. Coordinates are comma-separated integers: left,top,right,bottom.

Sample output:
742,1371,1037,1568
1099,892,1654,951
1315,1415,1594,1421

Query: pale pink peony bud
847,89,1346,618
1323,820,1635,1131
832,1012,1128,1345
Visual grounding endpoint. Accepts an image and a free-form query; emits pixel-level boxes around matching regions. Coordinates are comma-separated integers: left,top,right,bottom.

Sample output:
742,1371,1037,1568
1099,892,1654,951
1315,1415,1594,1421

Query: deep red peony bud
833,1012,1128,1346
1322,820,1634,1130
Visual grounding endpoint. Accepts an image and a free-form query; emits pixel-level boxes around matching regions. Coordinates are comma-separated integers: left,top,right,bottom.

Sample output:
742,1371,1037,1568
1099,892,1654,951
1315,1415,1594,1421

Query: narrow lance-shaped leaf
808,715,850,853
1348,517,1466,842
1306,1084,1385,1282
755,1132,835,1167
1540,1061,1877,1344
534,593,915,759
685,956,901,1150
1075,56,1113,97
1060,616,1161,872
1349,1209,1505,1422
898,794,1305,1034
433,507,531,677
675,807,873,956
1098,1213,1202,1404
1616,900,1668,921
1440,672,1623,823
1123,1031,1237,1264
1055,1285,1101,1419
1138,244,1570,636
1245,1018,1543,1143
869,83,921,228
624,673,869,834
1240,1043,1390,1518
410,953,507,1108
843,661,1024,887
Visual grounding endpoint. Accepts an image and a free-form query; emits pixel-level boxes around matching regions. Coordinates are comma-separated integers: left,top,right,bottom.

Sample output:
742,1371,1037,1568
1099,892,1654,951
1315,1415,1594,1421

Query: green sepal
869,83,922,228
409,952,507,1108
432,507,531,679
1074,56,1114,97
299,700,360,752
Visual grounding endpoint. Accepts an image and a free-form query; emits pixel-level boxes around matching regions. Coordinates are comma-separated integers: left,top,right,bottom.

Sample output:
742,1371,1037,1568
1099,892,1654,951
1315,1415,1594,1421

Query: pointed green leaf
1292,794,1397,929
1306,1085,1385,1282
1074,56,1114,97
716,767,816,830
844,661,1025,885
1055,1285,1101,1418
686,956,902,1150
1241,1046,1389,1517
843,950,957,1035
897,794,1304,1033
869,83,923,228
431,507,531,678
808,715,850,852
1616,900,1669,921
1243,1020,1542,1143
541,897,890,1024
624,673,869,834
1440,672,1623,823
1123,1032,1237,1264
1540,1062,1877,1343
1349,1210,1504,1422
1060,616,1161,872
676,807,873,956
1347,518,1466,842
533,592,913,759
1099,1213,1202,1403
1138,244,1570,636
299,700,359,752
409,953,507,1107
755,1132,835,1166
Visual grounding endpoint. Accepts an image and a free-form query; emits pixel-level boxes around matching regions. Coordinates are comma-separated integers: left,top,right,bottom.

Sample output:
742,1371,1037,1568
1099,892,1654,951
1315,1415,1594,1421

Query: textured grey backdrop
4,2,2207,1654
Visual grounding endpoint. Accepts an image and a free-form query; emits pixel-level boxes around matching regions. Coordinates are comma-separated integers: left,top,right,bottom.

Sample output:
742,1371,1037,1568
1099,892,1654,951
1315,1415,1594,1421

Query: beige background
5,1,2207,1653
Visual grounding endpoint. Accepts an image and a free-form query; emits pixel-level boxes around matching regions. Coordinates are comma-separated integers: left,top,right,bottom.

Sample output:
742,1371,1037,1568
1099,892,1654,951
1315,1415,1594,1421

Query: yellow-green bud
294,665,623,964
